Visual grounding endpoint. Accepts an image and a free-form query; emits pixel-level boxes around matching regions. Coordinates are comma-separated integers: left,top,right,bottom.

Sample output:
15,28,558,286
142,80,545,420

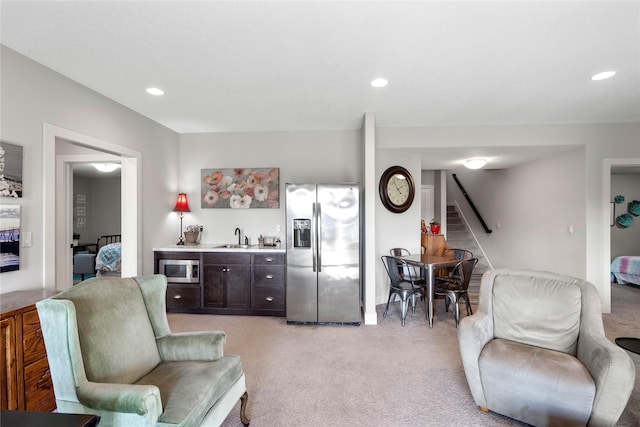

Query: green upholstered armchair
36,275,250,427
458,269,635,427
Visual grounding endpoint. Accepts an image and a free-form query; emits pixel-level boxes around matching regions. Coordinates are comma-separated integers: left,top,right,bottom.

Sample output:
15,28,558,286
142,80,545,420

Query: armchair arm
156,331,226,361
76,381,162,417
458,311,494,408
577,330,636,427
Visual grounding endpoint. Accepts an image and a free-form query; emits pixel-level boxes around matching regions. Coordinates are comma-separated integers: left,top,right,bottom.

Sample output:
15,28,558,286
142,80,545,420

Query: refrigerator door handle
312,202,318,272
316,202,322,272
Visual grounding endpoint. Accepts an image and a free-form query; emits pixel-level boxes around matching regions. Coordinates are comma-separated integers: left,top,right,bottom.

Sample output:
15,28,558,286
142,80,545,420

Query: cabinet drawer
253,285,285,310
22,309,41,334
24,357,55,411
253,265,285,287
23,328,47,366
166,285,201,310
203,253,251,264
253,253,285,265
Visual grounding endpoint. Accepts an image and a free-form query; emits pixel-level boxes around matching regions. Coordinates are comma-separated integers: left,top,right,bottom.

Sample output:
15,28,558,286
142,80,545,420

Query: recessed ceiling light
92,163,121,173
146,87,164,96
464,158,488,169
371,78,388,88
591,71,616,81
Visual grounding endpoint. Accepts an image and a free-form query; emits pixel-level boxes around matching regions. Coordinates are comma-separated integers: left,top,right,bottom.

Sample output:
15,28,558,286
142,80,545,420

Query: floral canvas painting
201,168,279,209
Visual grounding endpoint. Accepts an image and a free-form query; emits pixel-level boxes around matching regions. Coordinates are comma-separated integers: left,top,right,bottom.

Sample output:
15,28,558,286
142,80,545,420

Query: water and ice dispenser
293,219,311,248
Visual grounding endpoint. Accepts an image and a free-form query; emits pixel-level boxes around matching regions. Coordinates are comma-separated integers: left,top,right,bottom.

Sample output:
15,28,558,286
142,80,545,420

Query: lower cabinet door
225,266,252,309
24,357,55,411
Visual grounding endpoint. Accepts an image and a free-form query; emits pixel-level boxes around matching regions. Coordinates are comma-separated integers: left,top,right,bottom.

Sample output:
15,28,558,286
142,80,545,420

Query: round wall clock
379,165,415,213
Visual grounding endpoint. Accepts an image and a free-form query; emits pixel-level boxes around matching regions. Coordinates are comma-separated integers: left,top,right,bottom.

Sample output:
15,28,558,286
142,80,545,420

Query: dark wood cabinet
252,254,286,313
155,249,285,316
0,290,57,412
203,253,252,310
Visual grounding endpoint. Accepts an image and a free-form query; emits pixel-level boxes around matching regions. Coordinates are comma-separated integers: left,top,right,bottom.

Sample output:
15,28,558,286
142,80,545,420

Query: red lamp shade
173,193,191,213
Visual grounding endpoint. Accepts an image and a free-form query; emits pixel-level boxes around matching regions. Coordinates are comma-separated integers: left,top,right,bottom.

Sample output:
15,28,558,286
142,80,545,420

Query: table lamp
173,193,191,245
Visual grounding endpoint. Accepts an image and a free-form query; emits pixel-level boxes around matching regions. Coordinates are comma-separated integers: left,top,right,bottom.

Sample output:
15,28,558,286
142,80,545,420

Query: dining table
395,253,460,328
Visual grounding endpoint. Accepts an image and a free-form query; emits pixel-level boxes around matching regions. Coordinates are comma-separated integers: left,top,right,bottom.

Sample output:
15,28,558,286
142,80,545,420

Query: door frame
602,157,640,312
43,123,141,291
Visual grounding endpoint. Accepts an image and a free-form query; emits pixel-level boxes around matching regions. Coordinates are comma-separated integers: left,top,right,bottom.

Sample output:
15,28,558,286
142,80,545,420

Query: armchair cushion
479,338,595,426
136,356,244,426
493,275,581,355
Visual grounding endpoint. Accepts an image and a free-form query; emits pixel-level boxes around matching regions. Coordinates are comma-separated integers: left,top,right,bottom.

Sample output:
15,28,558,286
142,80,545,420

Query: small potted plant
184,225,203,244
429,218,441,234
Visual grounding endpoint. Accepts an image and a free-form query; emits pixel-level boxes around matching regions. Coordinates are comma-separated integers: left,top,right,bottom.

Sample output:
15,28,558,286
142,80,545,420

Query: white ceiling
2,1,639,170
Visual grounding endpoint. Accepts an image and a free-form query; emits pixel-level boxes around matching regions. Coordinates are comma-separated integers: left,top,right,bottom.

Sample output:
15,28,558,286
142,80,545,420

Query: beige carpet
167,283,640,427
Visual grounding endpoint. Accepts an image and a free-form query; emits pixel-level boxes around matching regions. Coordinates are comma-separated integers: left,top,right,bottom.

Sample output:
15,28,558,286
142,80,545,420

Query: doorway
602,158,640,312
43,123,141,291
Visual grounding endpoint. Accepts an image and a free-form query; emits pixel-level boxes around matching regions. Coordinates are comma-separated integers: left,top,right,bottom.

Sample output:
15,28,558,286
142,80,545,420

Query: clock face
387,174,410,205
379,166,415,213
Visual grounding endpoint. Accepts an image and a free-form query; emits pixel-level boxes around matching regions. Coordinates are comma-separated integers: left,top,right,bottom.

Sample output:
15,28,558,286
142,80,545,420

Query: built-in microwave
158,259,200,284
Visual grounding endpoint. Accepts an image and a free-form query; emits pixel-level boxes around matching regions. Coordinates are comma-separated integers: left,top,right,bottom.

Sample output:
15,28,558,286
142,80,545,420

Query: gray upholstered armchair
36,275,250,426
458,269,635,427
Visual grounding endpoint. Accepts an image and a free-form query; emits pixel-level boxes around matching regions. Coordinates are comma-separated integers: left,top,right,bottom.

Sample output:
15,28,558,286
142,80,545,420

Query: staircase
445,204,490,302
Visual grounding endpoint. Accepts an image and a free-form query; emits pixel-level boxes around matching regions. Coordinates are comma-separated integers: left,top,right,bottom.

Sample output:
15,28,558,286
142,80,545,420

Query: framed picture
0,204,20,272
201,168,279,209
0,141,24,198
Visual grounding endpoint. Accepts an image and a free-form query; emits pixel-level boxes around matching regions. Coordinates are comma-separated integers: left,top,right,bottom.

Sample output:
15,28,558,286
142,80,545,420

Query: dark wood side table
0,410,99,427
615,337,640,355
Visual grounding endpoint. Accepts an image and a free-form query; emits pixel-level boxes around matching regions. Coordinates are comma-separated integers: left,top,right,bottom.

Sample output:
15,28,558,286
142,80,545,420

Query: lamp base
177,236,185,245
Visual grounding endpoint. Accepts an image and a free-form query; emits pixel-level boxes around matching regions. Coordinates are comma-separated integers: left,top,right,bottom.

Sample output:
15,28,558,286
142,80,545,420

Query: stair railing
452,173,492,234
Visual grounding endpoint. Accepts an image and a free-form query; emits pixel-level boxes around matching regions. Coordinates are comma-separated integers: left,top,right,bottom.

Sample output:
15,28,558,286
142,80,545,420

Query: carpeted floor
167,283,640,427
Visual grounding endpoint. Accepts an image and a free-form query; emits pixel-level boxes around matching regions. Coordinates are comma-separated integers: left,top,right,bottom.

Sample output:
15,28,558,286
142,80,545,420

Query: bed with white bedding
611,256,640,286
95,234,121,277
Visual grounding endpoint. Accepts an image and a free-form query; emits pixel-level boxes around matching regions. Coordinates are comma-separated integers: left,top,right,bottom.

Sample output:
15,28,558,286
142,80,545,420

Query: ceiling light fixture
464,158,488,169
371,78,388,88
92,163,121,173
591,71,616,81
146,87,165,96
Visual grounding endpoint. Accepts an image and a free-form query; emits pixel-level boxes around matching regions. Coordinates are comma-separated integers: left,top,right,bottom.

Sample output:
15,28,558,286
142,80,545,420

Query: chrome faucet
235,227,241,245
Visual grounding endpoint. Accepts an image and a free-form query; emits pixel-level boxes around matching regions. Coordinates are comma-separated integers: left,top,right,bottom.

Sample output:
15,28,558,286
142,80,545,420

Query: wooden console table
1,290,58,411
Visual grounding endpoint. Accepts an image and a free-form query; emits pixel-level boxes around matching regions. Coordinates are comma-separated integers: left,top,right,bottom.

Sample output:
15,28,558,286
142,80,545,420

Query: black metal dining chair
435,257,478,327
382,255,425,326
443,248,473,261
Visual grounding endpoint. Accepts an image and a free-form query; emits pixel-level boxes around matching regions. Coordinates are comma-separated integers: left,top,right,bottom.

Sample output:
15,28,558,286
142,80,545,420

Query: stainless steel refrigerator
285,183,361,325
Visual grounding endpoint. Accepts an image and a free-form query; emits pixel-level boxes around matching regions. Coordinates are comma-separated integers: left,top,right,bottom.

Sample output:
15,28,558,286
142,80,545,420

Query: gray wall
73,175,121,244
1,45,179,293
447,147,585,277
178,130,362,244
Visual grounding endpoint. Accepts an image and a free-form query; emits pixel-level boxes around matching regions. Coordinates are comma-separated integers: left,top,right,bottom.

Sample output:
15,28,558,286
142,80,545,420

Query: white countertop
153,244,285,253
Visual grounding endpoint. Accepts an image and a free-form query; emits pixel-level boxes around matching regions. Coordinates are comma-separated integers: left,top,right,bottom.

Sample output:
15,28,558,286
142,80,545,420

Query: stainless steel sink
215,244,251,249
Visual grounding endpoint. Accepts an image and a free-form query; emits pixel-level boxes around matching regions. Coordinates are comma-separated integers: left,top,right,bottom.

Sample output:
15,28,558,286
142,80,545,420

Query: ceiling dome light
371,78,388,88
146,87,165,95
591,71,616,81
92,163,121,173
464,158,488,169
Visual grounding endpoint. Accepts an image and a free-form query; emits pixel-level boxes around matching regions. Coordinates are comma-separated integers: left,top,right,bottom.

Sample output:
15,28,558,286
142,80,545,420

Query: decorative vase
430,224,441,234
184,231,199,244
